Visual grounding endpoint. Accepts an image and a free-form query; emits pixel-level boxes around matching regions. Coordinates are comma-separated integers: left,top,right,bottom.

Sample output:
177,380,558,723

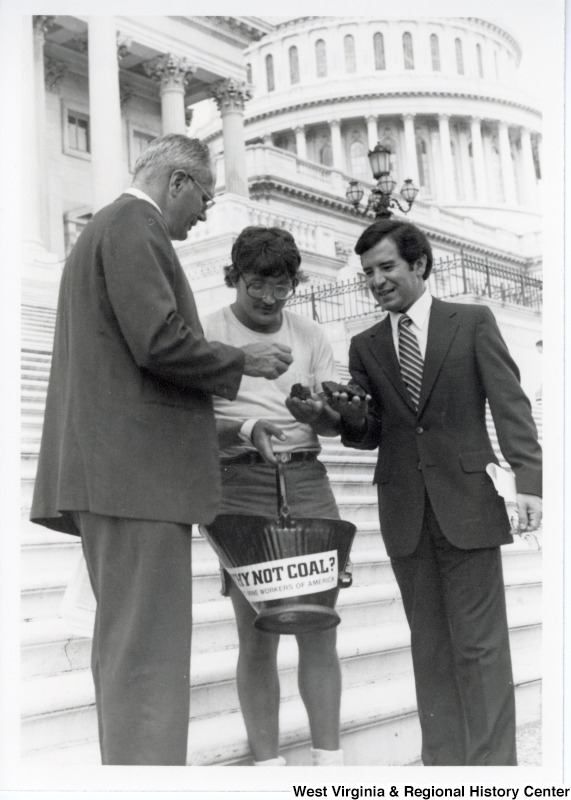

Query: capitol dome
201,16,542,235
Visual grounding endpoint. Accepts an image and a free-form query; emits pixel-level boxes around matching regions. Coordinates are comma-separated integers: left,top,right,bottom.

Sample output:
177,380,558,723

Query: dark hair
224,226,305,288
354,219,433,279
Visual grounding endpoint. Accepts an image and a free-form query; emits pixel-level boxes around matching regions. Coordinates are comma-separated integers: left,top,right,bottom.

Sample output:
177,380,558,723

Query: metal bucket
203,455,356,634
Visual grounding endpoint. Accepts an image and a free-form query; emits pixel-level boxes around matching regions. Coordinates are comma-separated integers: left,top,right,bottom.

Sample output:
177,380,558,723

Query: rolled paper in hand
486,463,517,503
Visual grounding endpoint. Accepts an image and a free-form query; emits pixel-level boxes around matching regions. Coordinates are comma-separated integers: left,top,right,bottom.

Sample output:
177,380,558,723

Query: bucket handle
275,453,291,523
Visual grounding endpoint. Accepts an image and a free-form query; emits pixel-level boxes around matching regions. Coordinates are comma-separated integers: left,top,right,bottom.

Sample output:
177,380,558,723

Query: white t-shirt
202,306,339,457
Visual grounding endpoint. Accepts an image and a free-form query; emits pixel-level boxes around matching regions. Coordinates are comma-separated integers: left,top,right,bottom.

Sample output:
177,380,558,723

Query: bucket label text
227,550,338,602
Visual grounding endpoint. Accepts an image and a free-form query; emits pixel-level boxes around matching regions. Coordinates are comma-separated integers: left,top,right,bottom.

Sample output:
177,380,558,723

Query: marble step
20,529,541,616
20,652,542,766
21,589,541,685
21,564,541,659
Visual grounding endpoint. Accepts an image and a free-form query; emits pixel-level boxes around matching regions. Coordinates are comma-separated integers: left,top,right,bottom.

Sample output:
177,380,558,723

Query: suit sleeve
475,306,542,496
340,338,383,450
100,202,245,398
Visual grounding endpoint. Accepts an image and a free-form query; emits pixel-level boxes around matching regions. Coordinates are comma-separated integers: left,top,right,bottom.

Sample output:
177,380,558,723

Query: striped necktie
398,314,423,409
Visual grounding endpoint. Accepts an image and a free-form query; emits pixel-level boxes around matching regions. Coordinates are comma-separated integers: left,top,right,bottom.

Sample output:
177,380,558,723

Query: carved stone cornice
335,241,354,262
144,54,197,92
44,56,68,92
211,78,253,114
33,16,55,41
245,90,542,127
117,33,133,61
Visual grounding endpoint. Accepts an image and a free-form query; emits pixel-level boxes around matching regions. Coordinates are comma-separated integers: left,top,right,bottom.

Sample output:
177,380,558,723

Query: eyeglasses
182,172,215,211
241,276,296,301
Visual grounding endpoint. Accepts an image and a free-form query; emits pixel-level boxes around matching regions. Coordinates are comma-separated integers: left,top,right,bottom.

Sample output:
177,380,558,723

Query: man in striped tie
331,218,542,766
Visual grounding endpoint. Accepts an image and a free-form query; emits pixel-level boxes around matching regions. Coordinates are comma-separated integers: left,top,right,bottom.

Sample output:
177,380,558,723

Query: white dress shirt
389,288,432,360
124,187,162,215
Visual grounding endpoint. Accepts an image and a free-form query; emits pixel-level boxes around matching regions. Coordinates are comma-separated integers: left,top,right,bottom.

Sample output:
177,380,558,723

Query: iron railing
287,254,542,323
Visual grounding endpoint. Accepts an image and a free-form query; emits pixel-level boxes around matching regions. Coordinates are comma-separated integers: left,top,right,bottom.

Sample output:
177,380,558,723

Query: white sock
311,748,344,766
253,755,286,766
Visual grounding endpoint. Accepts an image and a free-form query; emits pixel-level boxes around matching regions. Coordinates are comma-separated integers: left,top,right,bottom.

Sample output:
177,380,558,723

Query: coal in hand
290,383,312,401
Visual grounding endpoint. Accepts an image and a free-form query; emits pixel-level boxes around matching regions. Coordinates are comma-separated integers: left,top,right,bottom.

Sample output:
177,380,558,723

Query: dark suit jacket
31,194,245,535
342,297,542,558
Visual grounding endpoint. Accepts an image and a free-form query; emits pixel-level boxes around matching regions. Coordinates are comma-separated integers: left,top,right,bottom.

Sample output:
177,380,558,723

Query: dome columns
497,121,517,206
295,125,307,161
438,115,455,202
470,117,489,203
366,115,379,150
520,127,539,207
329,119,345,172
403,114,420,187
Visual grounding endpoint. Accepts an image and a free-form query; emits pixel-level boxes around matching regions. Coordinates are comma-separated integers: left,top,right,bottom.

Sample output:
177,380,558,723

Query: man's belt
220,451,318,466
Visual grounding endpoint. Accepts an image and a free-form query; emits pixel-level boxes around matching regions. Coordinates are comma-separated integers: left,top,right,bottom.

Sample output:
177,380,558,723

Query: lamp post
346,143,419,218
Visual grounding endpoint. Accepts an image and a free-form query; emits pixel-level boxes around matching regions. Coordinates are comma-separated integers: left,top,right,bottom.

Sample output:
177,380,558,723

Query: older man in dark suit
331,219,542,766
30,134,293,765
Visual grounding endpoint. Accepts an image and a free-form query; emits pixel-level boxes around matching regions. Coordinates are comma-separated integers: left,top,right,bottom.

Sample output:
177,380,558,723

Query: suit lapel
366,316,417,411
417,299,459,416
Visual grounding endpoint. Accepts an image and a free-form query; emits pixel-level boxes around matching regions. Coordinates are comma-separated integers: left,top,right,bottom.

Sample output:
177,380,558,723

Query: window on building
349,140,369,180
403,32,414,70
266,54,275,92
476,44,483,78
67,110,90,153
289,46,300,84
373,32,386,70
319,142,333,167
316,39,327,77
129,129,157,171
344,34,356,72
430,34,441,71
246,63,253,83
455,38,464,75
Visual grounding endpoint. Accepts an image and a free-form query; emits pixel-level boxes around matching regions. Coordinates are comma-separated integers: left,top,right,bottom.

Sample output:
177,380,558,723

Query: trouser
78,512,193,765
390,497,517,766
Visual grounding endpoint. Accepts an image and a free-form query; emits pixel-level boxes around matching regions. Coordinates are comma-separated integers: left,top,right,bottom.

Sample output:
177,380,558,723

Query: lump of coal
321,380,367,401
290,383,312,401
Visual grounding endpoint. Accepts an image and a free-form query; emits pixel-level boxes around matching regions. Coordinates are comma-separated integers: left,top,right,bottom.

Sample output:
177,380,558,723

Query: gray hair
133,133,212,182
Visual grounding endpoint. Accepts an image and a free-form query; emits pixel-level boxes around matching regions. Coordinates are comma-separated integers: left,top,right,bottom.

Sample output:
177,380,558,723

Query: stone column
458,125,474,202
211,78,252,197
32,16,53,247
22,16,46,253
146,54,196,135
295,125,307,161
403,114,419,186
470,117,488,202
497,121,517,205
329,119,344,172
520,127,537,207
88,17,124,212
366,115,378,150
438,114,455,202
